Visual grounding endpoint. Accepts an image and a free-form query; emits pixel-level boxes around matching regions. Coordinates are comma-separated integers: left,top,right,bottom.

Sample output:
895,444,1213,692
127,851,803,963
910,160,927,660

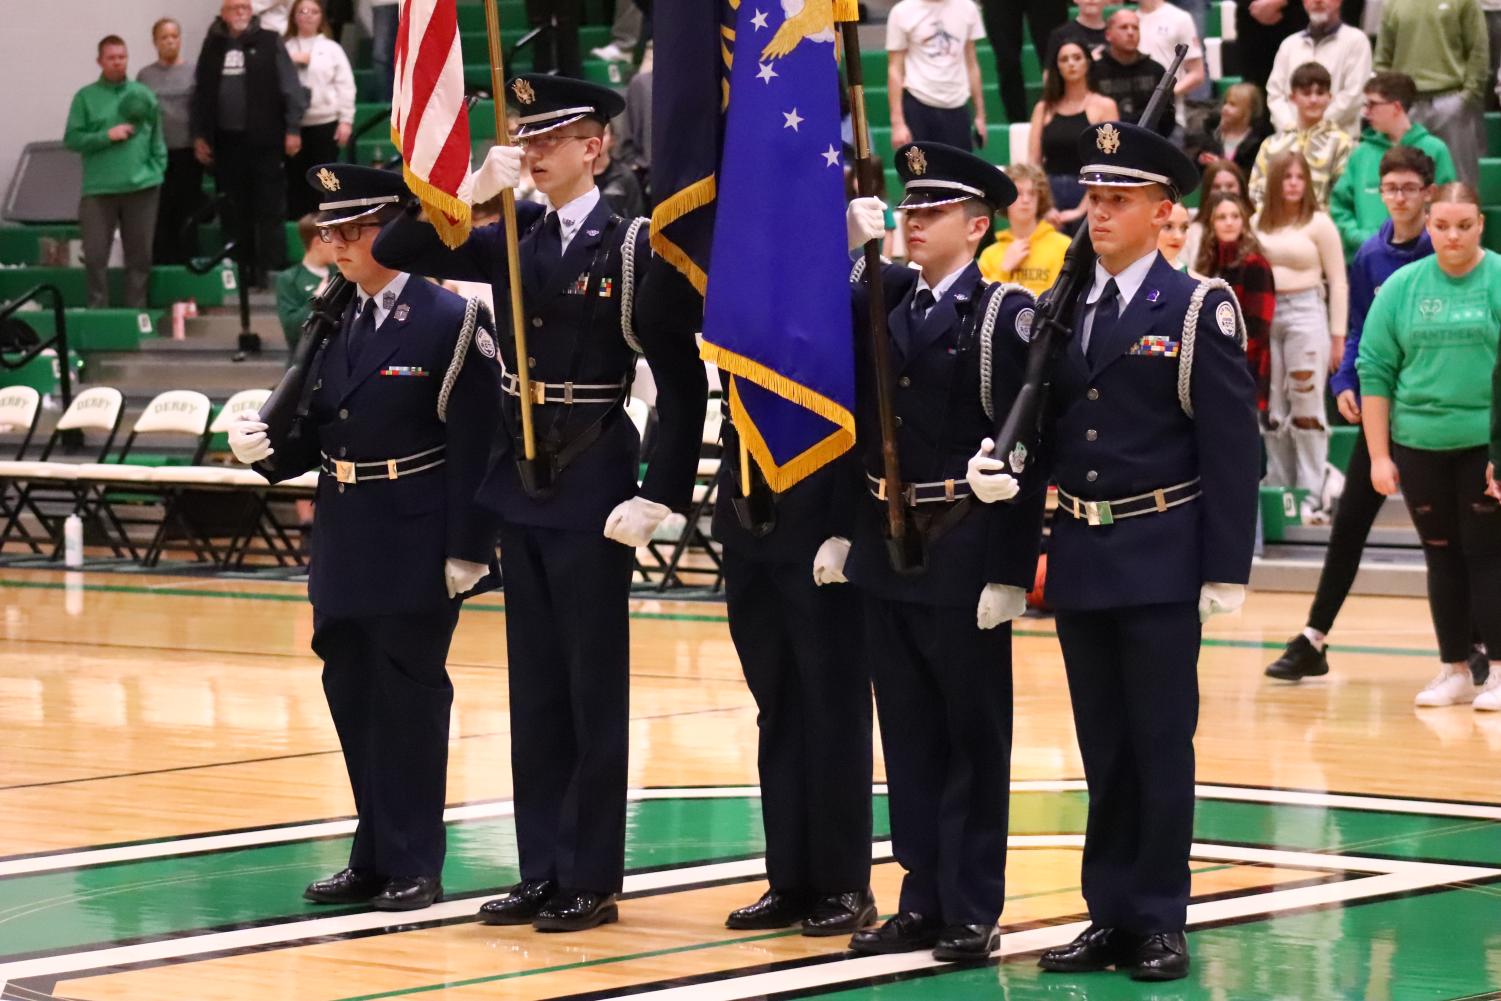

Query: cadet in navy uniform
974,122,1258,981
228,164,503,911
840,143,1047,963
374,75,707,932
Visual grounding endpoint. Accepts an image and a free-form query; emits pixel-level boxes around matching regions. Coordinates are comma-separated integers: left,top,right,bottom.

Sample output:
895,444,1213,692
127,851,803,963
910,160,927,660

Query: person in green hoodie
1329,72,1457,258
64,36,167,309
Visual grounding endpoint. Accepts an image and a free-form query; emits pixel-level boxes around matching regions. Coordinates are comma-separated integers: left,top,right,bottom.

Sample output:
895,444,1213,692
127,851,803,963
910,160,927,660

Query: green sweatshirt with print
64,77,167,197
1329,124,1457,258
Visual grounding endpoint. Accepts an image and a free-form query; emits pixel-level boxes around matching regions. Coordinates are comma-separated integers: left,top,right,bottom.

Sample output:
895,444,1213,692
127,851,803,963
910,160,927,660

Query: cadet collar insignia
476,329,498,358
1015,306,1035,343
1145,288,1161,303
906,146,927,176
512,78,536,105
1095,123,1122,155
586,228,601,237
382,290,398,311
393,303,410,322
1008,441,1028,475
1215,300,1237,337
317,167,340,192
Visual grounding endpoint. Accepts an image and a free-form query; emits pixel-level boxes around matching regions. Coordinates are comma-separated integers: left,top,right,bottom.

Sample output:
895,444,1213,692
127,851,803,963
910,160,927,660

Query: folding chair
0,386,42,551
0,386,124,557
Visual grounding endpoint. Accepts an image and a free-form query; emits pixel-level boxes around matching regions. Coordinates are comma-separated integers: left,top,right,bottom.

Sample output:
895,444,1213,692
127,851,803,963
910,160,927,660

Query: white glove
846,196,887,251
603,496,672,548
977,583,1027,629
966,438,1020,504
1198,582,1246,623
444,557,489,599
471,144,524,204
655,511,688,540
812,536,851,586
228,411,273,464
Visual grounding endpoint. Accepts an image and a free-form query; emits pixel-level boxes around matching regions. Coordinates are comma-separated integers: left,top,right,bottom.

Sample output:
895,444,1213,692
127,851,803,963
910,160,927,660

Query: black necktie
534,211,563,289
910,287,935,327
346,296,376,374
1086,278,1120,368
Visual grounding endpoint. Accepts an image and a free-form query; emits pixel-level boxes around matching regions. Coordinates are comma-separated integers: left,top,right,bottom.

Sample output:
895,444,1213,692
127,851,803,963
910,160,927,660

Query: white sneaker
1472,671,1501,711
1415,666,1479,707
591,42,631,63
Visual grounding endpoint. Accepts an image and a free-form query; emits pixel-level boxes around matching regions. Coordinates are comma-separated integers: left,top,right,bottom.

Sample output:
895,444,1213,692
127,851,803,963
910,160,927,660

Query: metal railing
0,283,73,411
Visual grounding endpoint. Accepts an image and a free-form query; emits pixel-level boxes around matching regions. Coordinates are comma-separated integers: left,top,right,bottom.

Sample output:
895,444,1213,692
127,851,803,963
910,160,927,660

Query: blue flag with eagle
700,0,858,491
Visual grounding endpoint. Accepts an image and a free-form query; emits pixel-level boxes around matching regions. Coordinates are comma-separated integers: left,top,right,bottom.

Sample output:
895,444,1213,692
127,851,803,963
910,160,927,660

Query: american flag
391,0,473,248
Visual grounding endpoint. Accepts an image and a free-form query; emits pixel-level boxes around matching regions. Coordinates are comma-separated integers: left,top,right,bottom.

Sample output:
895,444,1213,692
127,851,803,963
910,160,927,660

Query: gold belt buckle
334,459,356,484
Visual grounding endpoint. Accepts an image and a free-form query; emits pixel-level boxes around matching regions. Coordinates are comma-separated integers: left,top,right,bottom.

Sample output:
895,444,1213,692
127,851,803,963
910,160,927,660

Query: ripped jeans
1263,289,1330,495
1391,443,1501,663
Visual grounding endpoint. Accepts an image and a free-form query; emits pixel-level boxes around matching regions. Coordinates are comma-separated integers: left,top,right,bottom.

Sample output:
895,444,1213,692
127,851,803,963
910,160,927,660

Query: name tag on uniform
380,366,429,377
1128,335,1179,358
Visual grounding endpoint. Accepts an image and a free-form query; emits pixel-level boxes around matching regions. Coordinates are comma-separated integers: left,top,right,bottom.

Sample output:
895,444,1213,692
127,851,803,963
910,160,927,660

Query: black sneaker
1265,635,1329,681
1469,647,1490,686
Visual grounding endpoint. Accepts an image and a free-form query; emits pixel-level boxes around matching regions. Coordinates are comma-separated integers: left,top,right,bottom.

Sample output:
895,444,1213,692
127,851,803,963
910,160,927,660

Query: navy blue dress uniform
1038,122,1259,980
253,164,503,909
844,144,1048,958
372,75,707,929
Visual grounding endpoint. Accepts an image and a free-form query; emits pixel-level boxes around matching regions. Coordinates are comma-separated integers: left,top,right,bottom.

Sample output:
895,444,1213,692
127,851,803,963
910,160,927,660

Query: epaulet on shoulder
437,296,490,423
978,282,1033,422
1175,278,1246,419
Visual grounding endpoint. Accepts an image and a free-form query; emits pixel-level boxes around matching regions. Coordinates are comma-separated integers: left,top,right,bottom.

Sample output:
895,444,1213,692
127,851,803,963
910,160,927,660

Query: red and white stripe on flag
391,0,474,248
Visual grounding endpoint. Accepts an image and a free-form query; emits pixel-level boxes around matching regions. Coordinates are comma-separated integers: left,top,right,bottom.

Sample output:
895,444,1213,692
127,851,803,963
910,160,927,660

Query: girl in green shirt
1356,183,1501,710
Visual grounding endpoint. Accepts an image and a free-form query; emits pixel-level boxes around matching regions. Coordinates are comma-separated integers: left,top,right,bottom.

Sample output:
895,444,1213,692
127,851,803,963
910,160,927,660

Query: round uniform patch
475,329,498,359
1015,307,1035,343
1215,300,1237,338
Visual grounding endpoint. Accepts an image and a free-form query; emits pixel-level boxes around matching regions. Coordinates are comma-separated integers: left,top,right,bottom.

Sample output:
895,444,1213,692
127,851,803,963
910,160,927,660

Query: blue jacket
1329,218,1434,400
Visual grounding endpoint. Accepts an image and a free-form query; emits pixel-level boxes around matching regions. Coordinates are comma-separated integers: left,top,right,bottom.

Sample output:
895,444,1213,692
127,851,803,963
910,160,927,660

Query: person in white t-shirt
1134,0,1206,132
887,0,987,151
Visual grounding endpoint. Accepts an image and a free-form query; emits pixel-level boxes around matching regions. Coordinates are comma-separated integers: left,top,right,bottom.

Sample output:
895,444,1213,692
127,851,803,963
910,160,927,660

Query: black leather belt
866,472,973,505
319,445,446,484
1056,478,1201,526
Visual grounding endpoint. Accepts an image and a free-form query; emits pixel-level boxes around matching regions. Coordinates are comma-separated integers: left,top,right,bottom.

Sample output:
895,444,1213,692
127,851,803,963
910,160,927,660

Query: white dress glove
812,536,851,586
444,557,489,599
966,438,1020,504
471,144,524,204
977,583,1028,629
1198,582,1246,623
846,196,887,251
228,411,273,464
603,496,672,548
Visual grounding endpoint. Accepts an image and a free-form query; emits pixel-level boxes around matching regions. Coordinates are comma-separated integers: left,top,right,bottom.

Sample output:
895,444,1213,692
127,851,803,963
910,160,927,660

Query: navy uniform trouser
863,595,1013,925
1054,601,1202,933
312,606,462,879
723,551,873,895
500,522,633,893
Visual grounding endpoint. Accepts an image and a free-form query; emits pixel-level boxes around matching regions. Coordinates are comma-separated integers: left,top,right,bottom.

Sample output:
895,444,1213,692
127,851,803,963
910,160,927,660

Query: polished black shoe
1470,647,1491,685
533,889,619,932
848,911,944,955
1038,925,1135,972
1265,634,1329,681
477,879,558,925
1126,931,1190,981
725,888,815,930
801,888,877,937
932,923,1000,962
303,867,386,904
371,875,443,911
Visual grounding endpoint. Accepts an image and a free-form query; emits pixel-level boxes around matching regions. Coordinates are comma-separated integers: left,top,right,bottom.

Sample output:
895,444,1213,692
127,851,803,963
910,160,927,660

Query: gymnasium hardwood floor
3,566,1499,1000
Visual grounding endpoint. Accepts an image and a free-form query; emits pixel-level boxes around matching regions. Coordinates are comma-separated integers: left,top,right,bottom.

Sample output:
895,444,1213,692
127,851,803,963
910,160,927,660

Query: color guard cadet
985,122,1259,981
373,75,707,932
841,142,1047,962
228,163,504,911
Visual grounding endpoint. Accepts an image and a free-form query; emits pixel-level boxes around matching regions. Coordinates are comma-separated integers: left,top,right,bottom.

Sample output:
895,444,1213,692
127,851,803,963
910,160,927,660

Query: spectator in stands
275,214,337,354
191,0,307,289
613,49,652,198
324,0,353,43
1331,73,1459,256
1045,0,1107,61
65,35,167,309
1090,8,1173,137
253,0,294,34
138,17,200,266
1237,0,1308,91
886,0,987,151
593,124,647,219
981,0,1067,125
977,162,1071,293
1183,158,1252,264
1266,0,1371,136
1028,41,1118,234
1134,0,1206,136
1374,0,1489,188
1249,62,1352,210
1157,200,1192,271
1195,192,1276,411
1186,81,1271,175
591,0,642,64
1253,150,1348,522
1358,182,1501,709
526,0,583,78
1264,145,1445,684
370,0,400,101
284,0,356,220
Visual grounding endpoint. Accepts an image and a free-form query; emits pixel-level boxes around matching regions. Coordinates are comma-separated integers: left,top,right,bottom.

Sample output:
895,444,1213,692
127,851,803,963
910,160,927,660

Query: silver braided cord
620,216,648,354
848,257,867,284
1177,278,1246,419
438,296,488,423
978,282,1029,421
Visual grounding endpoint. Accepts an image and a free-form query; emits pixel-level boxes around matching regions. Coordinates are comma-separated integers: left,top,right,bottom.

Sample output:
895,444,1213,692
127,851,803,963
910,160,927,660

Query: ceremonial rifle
258,273,357,475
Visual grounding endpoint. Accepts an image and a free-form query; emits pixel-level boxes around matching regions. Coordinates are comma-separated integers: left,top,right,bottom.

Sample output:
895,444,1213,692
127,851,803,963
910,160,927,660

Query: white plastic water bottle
63,514,83,568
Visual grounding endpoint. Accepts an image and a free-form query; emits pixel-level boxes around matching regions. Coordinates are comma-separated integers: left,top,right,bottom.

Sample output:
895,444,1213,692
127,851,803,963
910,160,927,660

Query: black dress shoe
477,879,558,925
1470,647,1490,685
303,867,386,904
1126,931,1190,981
725,888,815,929
1038,925,1135,972
801,888,877,937
932,923,1000,962
1265,635,1329,681
371,875,443,911
533,889,619,932
848,911,944,955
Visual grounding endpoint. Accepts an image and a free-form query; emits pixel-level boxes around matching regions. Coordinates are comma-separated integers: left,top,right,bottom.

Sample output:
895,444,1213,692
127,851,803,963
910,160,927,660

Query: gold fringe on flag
650,175,716,294
391,126,473,249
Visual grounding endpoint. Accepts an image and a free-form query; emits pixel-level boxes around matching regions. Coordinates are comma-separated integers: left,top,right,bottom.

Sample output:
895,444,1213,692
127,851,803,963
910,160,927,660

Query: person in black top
1045,0,1108,62
1029,41,1119,235
1088,9,1174,138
